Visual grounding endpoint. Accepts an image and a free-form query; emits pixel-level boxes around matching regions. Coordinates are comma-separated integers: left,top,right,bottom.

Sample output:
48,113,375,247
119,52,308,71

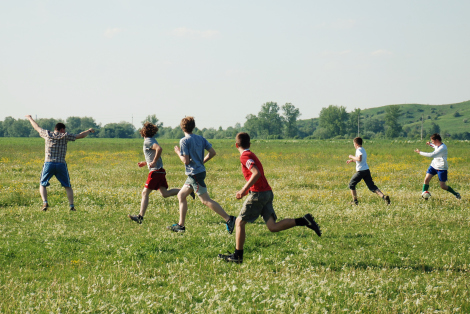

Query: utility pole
357,112,360,137
421,114,423,140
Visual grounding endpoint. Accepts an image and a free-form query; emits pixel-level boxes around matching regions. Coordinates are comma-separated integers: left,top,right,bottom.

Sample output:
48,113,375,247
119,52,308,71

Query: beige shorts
239,190,277,223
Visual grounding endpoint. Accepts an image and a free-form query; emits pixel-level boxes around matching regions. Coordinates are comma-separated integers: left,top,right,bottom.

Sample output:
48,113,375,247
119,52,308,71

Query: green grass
1,138,469,312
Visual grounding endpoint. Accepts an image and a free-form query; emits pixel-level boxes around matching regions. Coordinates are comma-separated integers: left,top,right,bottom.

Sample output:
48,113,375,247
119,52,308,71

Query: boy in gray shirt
128,122,187,224
167,116,235,233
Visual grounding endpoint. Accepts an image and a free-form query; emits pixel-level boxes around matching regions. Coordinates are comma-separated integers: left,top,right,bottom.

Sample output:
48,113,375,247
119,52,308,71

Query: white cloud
104,28,123,38
371,49,393,56
171,27,220,39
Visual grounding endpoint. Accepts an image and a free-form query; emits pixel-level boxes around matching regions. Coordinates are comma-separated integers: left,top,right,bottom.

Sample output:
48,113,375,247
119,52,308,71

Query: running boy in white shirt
347,137,390,205
414,133,461,199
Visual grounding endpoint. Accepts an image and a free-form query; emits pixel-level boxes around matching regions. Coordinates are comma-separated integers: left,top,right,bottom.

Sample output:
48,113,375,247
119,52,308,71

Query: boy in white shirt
347,137,390,205
414,133,461,199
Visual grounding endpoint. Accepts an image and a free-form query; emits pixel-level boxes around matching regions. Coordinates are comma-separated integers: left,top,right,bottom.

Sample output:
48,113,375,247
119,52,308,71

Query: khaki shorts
239,190,277,223
183,171,208,196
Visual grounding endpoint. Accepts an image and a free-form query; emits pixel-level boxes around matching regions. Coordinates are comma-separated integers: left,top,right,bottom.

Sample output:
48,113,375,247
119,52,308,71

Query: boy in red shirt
218,132,321,263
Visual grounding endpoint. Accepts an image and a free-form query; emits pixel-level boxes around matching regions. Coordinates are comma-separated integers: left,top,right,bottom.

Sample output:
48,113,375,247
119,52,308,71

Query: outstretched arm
76,128,95,139
25,115,42,133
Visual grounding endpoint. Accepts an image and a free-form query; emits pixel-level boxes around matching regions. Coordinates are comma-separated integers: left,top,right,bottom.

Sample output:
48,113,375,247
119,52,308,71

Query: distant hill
298,100,470,135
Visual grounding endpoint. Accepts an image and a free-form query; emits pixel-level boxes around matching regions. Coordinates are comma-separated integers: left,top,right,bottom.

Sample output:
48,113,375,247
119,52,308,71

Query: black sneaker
226,216,236,234
304,214,321,237
167,223,185,233
383,195,391,205
70,207,76,211
128,214,143,224
218,252,243,264
190,191,196,200
455,193,461,200
41,203,49,211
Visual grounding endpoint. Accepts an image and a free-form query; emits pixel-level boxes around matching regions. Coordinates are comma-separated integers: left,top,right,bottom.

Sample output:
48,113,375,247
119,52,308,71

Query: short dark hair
236,132,251,149
55,123,66,131
353,137,363,146
180,116,195,133
431,133,442,142
140,122,158,138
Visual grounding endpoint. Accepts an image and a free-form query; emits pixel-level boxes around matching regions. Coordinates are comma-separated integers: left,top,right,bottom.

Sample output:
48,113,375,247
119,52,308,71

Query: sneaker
455,193,461,200
70,207,76,211
167,223,185,233
218,252,243,264
304,214,321,237
384,195,391,205
190,191,196,200
226,216,236,234
128,214,143,224
41,203,49,211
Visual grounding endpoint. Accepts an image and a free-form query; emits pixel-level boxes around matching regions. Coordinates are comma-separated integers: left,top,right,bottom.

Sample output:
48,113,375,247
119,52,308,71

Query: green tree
318,105,348,138
428,122,440,135
384,105,402,138
141,114,163,128
282,103,301,138
258,102,283,137
347,108,361,137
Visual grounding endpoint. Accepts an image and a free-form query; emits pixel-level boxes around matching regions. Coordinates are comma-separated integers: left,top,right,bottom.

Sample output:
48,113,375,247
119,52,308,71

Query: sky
1,0,469,129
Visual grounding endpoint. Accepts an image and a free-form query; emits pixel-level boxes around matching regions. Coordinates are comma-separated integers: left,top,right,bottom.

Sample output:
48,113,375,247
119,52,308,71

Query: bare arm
174,146,190,165
25,115,42,133
236,165,261,199
148,143,162,168
347,154,362,164
76,128,95,139
204,147,216,164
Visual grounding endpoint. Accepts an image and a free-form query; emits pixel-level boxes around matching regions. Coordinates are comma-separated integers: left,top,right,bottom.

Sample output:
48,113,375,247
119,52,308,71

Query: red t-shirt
240,150,271,192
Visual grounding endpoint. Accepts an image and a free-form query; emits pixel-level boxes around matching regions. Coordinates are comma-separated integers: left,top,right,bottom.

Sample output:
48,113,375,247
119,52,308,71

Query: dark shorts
349,169,378,192
40,162,71,188
426,166,447,182
145,168,169,190
184,171,207,195
239,190,277,223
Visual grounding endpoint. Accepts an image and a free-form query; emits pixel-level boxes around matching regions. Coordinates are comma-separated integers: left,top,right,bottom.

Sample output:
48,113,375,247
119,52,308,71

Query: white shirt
356,147,369,171
420,143,448,170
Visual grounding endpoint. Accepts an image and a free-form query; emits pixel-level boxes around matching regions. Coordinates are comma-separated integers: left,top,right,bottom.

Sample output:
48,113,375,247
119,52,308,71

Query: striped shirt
40,129,76,163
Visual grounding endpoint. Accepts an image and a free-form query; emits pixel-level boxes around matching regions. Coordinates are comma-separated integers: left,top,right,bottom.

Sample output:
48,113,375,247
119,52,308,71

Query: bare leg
350,189,357,200
424,173,434,185
159,187,180,198
439,181,449,190
374,189,384,198
177,186,193,226
235,217,247,250
140,188,153,217
198,192,230,222
40,185,47,202
265,216,296,232
65,187,74,206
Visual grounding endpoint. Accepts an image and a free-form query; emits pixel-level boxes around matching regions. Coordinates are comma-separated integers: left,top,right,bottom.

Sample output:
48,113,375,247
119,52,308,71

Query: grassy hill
298,100,470,135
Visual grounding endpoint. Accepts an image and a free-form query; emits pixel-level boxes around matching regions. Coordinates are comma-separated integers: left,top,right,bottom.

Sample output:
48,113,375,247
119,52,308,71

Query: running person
414,133,461,199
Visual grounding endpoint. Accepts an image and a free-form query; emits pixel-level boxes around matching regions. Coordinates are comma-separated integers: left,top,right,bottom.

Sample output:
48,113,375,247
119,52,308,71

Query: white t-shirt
419,143,448,170
355,147,369,171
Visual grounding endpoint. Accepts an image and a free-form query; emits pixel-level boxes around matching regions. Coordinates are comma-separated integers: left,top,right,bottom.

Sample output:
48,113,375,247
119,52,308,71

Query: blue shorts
40,162,71,187
426,166,447,182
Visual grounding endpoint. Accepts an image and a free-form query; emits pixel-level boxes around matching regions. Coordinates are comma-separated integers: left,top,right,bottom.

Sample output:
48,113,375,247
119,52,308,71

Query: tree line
1,103,469,140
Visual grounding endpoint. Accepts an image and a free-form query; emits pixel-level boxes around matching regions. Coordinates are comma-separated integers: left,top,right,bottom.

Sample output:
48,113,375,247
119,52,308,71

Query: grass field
1,137,469,313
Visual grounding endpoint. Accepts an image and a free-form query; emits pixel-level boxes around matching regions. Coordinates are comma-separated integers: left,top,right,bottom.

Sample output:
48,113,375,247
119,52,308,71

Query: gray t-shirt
143,137,163,171
179,134,212,175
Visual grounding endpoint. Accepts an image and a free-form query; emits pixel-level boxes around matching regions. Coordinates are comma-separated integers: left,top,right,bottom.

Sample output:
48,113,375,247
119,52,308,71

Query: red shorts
145,169,169,190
